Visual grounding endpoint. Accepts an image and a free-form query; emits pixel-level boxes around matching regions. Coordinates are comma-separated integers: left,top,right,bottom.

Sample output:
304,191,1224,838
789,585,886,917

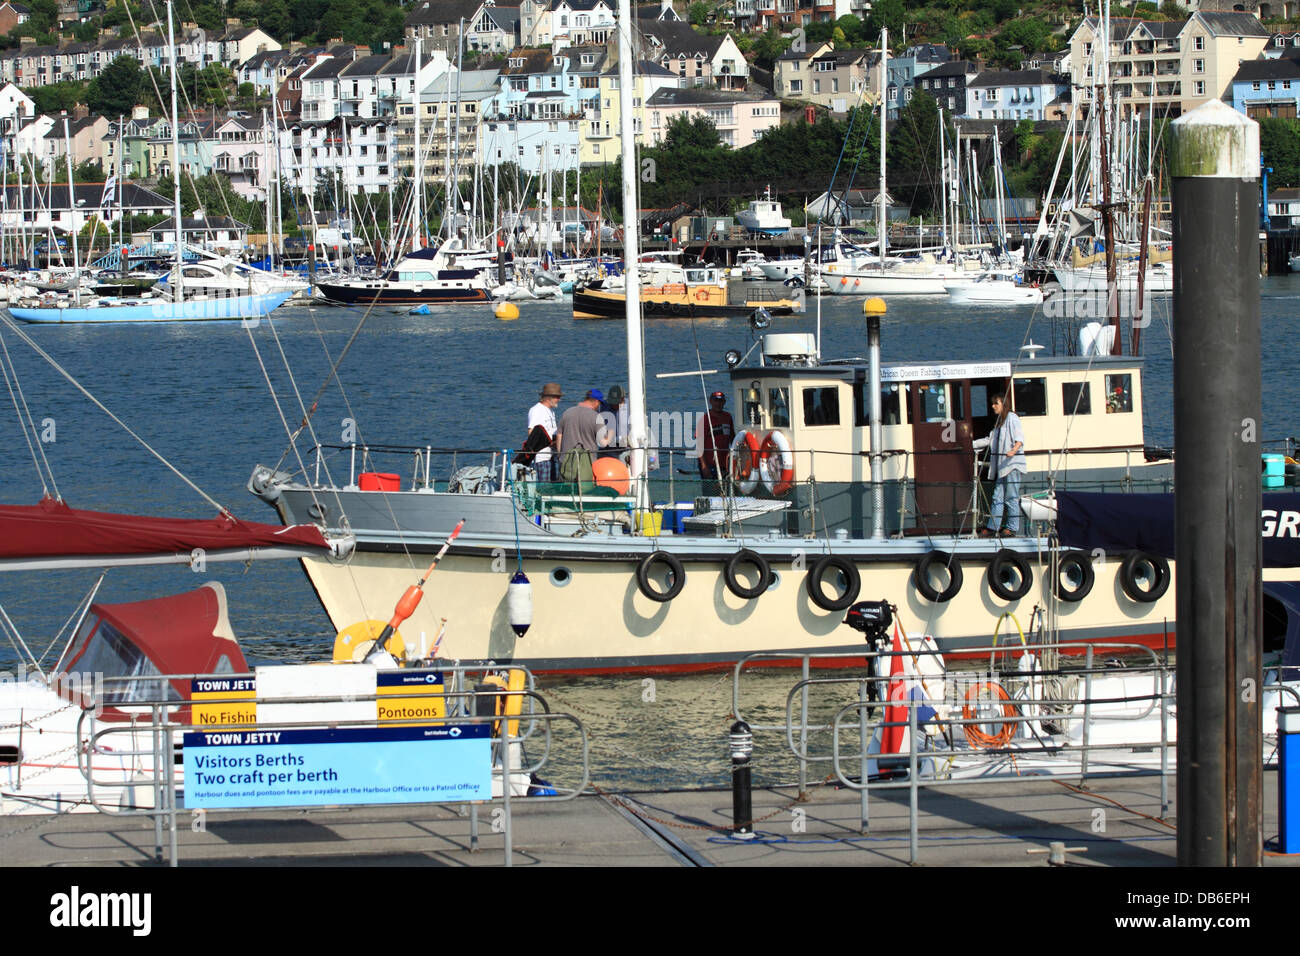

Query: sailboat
6,2,291,325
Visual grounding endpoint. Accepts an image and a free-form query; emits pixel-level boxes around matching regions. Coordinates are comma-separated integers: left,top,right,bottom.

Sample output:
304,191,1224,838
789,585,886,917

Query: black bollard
730,719,755,839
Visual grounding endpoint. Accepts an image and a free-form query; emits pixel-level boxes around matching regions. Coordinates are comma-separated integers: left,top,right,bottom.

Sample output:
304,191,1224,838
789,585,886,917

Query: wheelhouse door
910,380,974,533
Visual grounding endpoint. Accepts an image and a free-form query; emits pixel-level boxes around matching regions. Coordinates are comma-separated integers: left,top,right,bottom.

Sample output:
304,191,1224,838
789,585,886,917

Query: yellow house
580,59,678,165
1070,11,1270,118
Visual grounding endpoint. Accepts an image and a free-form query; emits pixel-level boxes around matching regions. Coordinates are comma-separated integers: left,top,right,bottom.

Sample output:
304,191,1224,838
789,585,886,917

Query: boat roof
91,581,246,678
734,352,1146,381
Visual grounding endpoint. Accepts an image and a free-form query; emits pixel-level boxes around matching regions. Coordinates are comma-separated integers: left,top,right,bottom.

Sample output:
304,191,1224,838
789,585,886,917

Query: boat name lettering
880,363,1012,383
1262,510,1300,537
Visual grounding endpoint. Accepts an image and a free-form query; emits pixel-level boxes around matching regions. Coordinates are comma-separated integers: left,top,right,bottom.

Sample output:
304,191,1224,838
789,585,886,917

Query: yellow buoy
495,301,520,320
863,297,887,316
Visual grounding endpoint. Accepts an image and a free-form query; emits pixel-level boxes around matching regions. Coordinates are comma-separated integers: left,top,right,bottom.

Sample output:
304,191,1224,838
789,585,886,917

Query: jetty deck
2,772,1293,868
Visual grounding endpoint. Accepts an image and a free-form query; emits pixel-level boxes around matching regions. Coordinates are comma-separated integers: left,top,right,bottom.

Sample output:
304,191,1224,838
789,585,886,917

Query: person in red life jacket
696,390,735,479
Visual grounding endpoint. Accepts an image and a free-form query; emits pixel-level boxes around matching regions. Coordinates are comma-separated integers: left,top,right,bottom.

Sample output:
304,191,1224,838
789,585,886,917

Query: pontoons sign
880,363,1012,383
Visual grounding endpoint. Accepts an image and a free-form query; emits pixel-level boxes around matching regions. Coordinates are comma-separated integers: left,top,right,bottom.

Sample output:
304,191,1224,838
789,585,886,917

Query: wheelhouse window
802,386,840,426
855,382,907,426
1105,374,1133,413
1011,377,1047,416
768,387,791,428
1062,381,1091,415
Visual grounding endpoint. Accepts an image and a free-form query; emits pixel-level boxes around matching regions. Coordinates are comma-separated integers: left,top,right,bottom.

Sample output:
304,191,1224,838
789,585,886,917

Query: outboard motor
844,600,895,701
843,599,892,644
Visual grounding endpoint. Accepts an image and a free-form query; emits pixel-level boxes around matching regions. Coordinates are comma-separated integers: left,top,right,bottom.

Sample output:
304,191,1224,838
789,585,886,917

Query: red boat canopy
0,497,328,569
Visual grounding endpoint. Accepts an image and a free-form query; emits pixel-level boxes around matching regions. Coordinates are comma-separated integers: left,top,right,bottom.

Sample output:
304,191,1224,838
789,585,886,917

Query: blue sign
181,724,491,809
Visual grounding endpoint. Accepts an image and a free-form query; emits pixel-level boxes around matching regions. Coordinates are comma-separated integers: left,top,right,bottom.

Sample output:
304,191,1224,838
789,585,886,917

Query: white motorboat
736,186,791,237
944,272,1044,305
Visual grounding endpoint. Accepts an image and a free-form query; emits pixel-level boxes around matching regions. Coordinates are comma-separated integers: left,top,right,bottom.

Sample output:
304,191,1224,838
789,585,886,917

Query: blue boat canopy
1056,491,1300,568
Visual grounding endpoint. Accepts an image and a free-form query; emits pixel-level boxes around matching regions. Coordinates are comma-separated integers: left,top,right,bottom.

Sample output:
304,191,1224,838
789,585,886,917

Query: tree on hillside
28,81,85,114
1261,118,1300,188
87,56,144,117
867,0,903,42
887,89,943,214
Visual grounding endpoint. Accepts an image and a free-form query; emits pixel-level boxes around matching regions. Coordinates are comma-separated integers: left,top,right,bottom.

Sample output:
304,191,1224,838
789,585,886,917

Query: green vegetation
1261,118,1300,188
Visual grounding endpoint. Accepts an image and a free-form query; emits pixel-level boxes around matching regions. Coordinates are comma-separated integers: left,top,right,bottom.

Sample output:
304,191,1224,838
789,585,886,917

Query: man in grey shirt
557,389,610,482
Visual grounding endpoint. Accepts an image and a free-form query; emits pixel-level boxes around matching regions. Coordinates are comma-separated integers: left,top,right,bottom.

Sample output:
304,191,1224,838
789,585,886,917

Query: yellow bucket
636,511,663,536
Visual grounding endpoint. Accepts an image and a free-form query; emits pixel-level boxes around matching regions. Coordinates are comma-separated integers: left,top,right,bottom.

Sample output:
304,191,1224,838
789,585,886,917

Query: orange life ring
694,289,709,301
759,430,795,496
840,277,848,286
729,430,761,494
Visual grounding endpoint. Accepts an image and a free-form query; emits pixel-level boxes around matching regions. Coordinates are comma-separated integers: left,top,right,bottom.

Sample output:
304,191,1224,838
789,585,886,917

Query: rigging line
259,303,364,537
271,298,379,472
0,327,53,499
0,312,230,516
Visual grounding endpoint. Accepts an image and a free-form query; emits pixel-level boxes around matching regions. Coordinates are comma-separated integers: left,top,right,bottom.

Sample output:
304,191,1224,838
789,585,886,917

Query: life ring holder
986,548,1033,602
636,550,685,602
759,430,795,496
1052,549,1095,603
724,548,771,600
694,289,710,302
914,550,963,603
1118,550,1170,603
805,554,860,611
729,429,761,494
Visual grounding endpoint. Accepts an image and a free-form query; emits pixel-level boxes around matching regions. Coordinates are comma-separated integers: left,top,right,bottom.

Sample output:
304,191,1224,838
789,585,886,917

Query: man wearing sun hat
526,382,563,481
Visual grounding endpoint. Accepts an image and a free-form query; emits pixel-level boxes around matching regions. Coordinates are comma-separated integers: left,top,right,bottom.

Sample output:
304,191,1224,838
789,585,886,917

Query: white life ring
759,430,795,496
729,429,761,494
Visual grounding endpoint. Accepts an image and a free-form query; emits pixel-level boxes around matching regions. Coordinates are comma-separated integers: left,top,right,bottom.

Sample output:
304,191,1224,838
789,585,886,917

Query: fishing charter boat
247,325,1188,674
245,16,1196,676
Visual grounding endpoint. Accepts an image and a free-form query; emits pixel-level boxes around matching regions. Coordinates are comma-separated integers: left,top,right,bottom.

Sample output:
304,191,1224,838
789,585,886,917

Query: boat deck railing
299,440,1187,540
76,662,588,867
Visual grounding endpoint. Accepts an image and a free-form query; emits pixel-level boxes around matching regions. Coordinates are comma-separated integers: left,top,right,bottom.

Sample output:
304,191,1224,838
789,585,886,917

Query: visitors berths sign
181,724,491,808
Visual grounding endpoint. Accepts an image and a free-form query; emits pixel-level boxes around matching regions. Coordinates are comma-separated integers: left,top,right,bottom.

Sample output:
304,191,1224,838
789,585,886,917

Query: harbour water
2,277,1298,791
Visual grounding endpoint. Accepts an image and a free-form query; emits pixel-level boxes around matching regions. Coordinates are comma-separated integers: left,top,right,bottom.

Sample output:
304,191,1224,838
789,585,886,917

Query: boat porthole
914,551,963,603
1053,550,1095,603
1118,550,1170,603
636,551,685,602
986,549,1033,602
767,570,781,591
307,502,328,520
549,566,572,587
805,554,861,612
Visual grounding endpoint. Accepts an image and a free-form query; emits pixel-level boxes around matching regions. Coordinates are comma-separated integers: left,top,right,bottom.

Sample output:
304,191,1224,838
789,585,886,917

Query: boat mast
167,0,183,303
412,36,423,253
62,116,81,303
877,28,887,271
617,0,647,509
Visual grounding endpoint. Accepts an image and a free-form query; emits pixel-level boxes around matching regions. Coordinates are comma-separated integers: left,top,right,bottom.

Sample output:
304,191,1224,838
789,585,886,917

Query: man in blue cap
557,388,610,484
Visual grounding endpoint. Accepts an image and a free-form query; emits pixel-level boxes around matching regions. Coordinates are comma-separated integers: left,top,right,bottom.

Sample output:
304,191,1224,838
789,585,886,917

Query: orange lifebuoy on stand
729,430,761,494
694,289,710,301
758,430,795,496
